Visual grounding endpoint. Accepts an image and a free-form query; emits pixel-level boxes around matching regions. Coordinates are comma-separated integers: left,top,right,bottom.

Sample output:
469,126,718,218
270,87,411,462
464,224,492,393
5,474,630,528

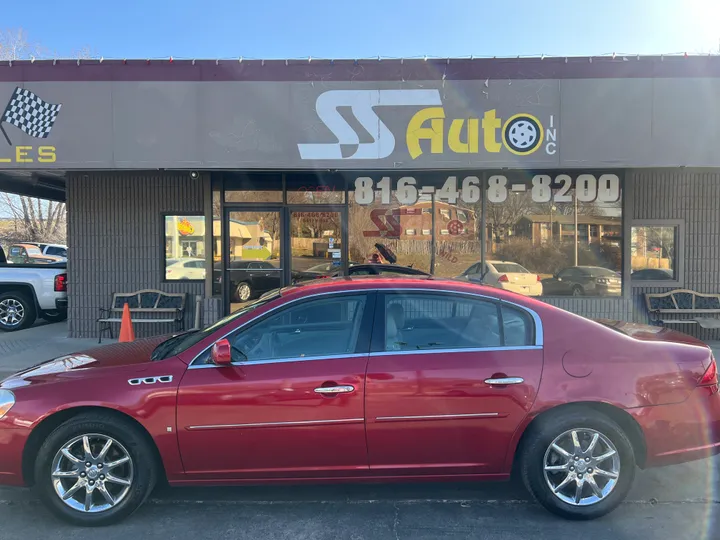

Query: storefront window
225,172,283,203
286,173,345,204
485,172,623,297
165,215,206,281
631,224,681,283
348,176,433,272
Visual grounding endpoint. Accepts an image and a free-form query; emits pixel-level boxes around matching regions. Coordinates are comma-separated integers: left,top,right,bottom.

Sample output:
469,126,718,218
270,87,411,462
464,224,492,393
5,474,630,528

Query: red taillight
699,356,718,387
537,274,542,282
498,274,509,283
54,273,67,292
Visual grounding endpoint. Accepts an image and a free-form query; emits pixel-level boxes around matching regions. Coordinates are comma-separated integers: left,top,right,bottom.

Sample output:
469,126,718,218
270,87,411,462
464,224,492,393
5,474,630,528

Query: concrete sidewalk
0,322,114,379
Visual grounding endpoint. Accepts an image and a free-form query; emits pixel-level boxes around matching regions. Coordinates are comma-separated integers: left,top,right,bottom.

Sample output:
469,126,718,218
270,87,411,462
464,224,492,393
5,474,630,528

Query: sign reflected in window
164,215,206,281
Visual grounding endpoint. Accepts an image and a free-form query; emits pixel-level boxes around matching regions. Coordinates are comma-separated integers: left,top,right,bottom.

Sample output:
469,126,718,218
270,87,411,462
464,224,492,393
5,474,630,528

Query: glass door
289,207,347,283
223,208,284,313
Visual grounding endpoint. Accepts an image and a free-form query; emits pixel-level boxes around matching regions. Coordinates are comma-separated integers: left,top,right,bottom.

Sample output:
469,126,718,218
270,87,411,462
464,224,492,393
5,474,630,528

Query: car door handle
314,385,355,395
484,377,524,386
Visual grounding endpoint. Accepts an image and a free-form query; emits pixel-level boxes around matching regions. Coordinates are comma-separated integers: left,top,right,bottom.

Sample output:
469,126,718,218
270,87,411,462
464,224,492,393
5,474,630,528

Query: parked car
631,268,673,281
293,262,430,282
542,266,621,296
0,246,68,330
165,258,206,280
23,243,68,261
457,260,542,296
212,260,283,302
6,244,63,265
0,278,717,525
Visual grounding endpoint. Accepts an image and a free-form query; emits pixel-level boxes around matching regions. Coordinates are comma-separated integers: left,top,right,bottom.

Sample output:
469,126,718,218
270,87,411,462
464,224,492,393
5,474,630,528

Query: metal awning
0,170,67,201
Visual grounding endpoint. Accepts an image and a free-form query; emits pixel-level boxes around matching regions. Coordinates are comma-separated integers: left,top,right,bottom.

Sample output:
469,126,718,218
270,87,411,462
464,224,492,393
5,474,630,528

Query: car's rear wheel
520,409,635,520
34,413,157,526
234,282,252,302
0,292,36,331
571,285,584,296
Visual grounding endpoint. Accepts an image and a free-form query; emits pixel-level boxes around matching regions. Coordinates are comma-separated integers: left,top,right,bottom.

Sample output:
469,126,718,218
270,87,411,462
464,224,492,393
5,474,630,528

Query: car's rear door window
380,292,535,352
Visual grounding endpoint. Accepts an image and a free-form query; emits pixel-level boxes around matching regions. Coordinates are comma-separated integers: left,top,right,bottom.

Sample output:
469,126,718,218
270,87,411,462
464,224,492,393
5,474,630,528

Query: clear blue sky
4,0,719,60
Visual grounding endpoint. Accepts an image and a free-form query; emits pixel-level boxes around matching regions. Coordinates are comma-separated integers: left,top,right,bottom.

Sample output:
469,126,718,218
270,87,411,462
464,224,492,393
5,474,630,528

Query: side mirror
211,339,233,366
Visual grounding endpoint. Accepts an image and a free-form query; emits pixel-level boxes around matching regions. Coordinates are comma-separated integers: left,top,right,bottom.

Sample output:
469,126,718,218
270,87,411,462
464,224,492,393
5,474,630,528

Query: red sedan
0,278,718,526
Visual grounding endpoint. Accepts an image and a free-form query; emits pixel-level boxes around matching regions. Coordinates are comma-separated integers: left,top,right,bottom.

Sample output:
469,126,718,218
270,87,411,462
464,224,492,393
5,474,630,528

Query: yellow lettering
448,119,479,154
482,110,502,153
38,146,56,163
406,107,445,159
15,146,32,163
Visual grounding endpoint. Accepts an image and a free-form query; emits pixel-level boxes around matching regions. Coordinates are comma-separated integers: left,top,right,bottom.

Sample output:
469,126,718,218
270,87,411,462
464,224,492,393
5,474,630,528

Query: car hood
1,336,169,389
594,319,709,348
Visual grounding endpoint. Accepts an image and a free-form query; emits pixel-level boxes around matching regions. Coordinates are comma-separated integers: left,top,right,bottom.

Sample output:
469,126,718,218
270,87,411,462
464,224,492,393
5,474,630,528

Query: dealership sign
297,89,557,161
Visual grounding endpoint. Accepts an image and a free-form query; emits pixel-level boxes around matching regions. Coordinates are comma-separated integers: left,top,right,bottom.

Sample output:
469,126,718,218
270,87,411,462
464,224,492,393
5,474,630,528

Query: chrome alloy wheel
0,298,24,327
237,283,251,302
543,428,621,506
51,434,134,513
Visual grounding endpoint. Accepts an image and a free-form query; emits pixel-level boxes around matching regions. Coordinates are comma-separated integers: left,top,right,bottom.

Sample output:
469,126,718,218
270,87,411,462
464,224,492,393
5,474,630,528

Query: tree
0,193,66,244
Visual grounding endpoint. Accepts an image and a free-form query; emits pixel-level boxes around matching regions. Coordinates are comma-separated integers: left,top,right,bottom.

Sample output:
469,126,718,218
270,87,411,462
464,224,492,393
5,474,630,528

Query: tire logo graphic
447,220,464,236
502,114,543,155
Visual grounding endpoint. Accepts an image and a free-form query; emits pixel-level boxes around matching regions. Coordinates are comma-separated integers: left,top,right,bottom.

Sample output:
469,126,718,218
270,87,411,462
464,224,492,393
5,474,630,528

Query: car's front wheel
520,408,636,520
34,413,157,526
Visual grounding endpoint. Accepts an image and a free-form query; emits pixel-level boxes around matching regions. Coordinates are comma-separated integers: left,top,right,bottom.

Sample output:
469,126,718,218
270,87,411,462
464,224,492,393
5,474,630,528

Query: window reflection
165,215,206,280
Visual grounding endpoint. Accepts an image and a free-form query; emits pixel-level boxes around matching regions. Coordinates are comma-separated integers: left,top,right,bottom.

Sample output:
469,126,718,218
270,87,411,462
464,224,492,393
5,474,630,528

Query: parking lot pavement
0,461,718,539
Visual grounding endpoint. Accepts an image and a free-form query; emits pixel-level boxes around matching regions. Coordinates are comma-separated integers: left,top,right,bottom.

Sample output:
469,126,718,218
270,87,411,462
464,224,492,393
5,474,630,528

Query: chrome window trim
369,345,542,358
188,352,368,369
186,418,364,430
188,286,543,368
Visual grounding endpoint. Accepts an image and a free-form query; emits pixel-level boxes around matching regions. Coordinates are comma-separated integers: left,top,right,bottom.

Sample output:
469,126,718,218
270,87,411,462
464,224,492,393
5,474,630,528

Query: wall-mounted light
189,171,199,180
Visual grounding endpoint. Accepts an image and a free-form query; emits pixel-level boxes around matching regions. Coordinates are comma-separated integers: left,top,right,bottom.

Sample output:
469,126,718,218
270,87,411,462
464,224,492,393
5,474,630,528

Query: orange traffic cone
118,302,135,342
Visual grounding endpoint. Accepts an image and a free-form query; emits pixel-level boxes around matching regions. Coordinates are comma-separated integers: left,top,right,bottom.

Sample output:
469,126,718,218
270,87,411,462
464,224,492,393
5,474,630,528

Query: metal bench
97,289,187,343
645,289,720,329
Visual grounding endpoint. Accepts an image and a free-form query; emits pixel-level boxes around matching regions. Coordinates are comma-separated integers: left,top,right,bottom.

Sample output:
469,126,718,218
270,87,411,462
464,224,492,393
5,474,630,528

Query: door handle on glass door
484,377,524,386
314,385,355,395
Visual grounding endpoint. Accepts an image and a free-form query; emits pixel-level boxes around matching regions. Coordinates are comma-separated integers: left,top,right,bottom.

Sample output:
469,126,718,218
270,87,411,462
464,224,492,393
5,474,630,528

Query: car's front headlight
0,390,15,419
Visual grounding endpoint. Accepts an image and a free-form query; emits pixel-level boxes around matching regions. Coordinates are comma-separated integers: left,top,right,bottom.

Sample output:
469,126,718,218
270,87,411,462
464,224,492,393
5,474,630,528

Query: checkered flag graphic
1,87,62,145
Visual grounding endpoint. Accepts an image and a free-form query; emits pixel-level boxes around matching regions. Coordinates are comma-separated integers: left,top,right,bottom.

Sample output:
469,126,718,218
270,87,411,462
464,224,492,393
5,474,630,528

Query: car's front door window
231,294,368,363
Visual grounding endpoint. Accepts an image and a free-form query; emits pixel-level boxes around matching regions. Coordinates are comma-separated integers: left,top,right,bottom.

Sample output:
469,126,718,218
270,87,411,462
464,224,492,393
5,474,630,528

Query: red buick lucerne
0,278,719,526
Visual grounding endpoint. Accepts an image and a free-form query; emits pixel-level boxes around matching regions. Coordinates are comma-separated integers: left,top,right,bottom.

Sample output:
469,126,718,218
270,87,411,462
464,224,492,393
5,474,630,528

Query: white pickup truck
0,245,68,331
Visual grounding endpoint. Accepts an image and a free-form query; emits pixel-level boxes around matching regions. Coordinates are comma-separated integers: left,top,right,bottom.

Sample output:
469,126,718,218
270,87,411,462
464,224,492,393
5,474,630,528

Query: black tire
33,412,157,526
519,408,636,520
40,310,68,323
234,281,253,302
0,291,36,331
571,285,584,297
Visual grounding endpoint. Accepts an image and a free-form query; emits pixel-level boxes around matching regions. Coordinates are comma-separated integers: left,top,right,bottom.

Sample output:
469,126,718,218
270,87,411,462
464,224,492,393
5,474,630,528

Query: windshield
493,263,530,274
151,290,281,360
26,247,42,255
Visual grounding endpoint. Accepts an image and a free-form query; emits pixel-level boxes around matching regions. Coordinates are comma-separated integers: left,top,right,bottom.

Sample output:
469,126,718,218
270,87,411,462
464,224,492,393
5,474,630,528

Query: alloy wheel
238,283,251,302
51,434,134,513
543,428,621,506
0,298,25,327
